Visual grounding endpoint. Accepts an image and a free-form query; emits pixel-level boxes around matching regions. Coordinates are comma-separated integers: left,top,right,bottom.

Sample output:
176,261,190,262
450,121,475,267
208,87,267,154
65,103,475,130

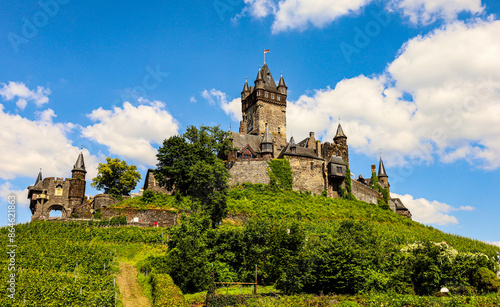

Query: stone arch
47,204,66,219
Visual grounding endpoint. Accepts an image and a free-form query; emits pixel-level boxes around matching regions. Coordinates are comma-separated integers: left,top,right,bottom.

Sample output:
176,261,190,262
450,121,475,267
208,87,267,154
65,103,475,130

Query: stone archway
47,205,66,219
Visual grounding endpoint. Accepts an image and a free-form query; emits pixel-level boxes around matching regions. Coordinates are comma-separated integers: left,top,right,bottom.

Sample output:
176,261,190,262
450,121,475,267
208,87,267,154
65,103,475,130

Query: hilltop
2,184,499,306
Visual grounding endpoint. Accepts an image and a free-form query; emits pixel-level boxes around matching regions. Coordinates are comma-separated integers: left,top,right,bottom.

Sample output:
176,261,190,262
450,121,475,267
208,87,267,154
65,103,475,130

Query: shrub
472,267,500,293
151,273,188,307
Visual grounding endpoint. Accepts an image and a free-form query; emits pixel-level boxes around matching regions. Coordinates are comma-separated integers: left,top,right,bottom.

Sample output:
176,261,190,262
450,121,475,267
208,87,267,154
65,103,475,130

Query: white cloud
0,81,51,110
485,241,500,248
392,193,474,225
82,99,179,166
0,104,100,181
391,0,484,25
202,89,242,122
239,0,482,32
0,182,29,208
287,20,500,169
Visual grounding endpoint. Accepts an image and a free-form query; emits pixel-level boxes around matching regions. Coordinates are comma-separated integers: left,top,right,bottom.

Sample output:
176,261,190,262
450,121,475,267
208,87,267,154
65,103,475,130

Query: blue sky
1,0,499,246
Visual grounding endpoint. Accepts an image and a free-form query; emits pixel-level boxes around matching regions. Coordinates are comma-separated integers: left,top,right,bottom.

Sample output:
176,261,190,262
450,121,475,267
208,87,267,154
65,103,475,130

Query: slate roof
278,138,323,160
378,157,388,177
72,152,86,173
391,198,409,211
255,64,279,93
334,124,346,139
278,72,287,88
329,155,347,165
230,132,262,153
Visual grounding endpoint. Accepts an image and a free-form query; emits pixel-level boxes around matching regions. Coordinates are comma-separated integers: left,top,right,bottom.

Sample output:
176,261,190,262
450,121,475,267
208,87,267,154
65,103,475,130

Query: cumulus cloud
239,0,482,32
0,81,51,110
82,99,179,166
390,0,484,25
392,193,474,225
0,104,100,181
202,89,242,122
287,20,500,169
0,182,29,207
485,241,500,248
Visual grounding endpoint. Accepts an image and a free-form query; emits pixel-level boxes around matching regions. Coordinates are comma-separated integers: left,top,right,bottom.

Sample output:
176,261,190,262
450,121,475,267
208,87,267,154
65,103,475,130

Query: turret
255,66,264,89
290,136,296,153
261,123,274,155
333,124,349,165
378,157,390,194
241,77,250,100
278,72,287,95
71,151,86,180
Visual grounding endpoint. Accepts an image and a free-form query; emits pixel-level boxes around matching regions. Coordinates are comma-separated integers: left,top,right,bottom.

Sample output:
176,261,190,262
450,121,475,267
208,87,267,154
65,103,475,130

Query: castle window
291,147,296,153
277,96,280,101
257,91,260,96
271,94,275,99
278,127,281,134
55,184,63,196
310,163,314,171
337,166,343,174
265,92,268,98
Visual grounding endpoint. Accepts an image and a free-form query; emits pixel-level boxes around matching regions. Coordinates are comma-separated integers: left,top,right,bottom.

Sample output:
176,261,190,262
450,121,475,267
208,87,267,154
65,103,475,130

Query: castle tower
69,151,86,208
334,124,349,165
239,63,287,156
378,157,390,194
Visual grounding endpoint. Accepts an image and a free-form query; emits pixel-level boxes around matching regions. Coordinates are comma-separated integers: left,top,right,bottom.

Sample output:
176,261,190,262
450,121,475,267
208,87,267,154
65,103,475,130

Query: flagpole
264,50,266,64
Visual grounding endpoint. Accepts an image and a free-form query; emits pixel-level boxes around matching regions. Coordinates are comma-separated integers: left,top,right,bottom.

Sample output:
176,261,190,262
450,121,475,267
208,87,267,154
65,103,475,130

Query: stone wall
93,194,120,210
289,156,325,196
351,180,379,204
228,160,270,186
100,207,177,227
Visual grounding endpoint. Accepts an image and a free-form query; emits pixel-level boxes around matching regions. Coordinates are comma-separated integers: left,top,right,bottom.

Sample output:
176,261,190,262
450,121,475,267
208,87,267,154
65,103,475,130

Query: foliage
163,213,212,293
150,273,188,307
472,267,500,293
155,125,230,227
343,164,356,200
267,158,293,191
370,171,389,206
91,157,141,196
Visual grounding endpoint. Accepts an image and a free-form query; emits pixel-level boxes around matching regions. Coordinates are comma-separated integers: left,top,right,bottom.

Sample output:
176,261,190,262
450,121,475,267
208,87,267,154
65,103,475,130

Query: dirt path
116,262,151,307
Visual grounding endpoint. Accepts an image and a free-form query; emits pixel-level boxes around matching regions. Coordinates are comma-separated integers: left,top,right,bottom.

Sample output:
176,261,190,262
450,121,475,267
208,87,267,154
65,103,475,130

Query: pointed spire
262,123,273,144
334,123,346,139
378,157,388,178
242,77,250,93
255,65,264,89
278,72,286,88
35,168,43,186
72,151,87,174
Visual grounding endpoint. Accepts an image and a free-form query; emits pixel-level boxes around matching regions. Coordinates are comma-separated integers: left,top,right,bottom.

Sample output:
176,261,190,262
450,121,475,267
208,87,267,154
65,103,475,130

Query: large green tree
155,125,232,227
91,157,141,196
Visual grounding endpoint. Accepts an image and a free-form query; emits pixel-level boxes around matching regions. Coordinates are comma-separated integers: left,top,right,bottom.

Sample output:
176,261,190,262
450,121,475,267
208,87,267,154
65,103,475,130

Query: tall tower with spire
239,63,287,156
333,124,349,165
378,157,389,194
69,151,87,208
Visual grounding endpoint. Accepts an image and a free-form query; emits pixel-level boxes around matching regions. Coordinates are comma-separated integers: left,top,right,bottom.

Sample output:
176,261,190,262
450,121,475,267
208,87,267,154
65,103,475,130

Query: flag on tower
264,49,270,53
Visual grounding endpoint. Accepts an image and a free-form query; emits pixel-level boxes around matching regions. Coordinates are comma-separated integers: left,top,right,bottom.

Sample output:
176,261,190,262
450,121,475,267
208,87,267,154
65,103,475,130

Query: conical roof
262,124,273,144
72,152,86,173
334,124,346,139
242,77,250,93
278,72,287,88
378,157,388,178
35,169,43,186
260,64,278,92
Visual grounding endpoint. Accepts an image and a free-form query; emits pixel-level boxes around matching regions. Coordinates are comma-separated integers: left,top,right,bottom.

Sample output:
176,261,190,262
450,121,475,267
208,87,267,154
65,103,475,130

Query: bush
151,273,188,307
472,267,500,293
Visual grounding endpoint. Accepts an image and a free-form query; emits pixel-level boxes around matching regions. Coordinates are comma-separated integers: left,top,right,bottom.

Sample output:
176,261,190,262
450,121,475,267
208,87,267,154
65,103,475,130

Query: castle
226,62,411,218
27,62,411,221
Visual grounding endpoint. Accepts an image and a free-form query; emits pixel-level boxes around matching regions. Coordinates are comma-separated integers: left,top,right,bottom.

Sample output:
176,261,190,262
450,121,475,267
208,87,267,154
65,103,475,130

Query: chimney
316,140,322,158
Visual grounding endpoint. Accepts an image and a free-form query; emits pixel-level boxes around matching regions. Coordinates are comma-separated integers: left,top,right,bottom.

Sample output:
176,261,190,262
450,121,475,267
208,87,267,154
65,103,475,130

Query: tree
91,157,141,196
155,125,232,227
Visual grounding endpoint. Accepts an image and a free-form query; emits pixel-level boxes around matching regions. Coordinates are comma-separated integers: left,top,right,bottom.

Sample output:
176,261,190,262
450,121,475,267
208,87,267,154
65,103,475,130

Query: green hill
2,184,499,306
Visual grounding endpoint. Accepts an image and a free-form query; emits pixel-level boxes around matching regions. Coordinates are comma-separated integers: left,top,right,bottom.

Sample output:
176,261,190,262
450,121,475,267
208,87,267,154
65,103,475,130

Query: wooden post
254,264,257,294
